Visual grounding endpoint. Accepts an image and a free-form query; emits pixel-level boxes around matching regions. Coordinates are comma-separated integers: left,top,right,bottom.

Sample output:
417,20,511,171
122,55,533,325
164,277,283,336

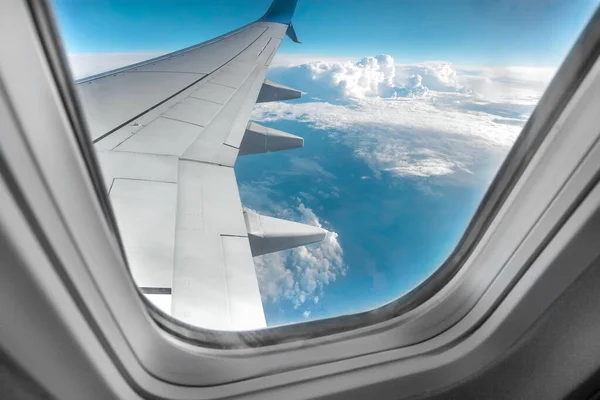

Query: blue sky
53,0,598,66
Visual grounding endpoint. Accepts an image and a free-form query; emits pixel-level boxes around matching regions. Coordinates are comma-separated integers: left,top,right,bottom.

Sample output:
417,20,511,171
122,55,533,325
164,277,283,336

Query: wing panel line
160,115,206,128
77,24,257,84
91,26,270,144
179,158,235,169
125,70,206,75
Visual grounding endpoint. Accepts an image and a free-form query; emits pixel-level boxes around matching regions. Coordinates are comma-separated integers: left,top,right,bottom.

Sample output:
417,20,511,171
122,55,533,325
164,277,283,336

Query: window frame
31,0,600,349
1,0,600,397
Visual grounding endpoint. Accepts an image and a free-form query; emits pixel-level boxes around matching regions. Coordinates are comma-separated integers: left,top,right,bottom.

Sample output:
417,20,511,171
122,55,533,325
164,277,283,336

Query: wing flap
110,179,177,290
172,231,232,330
172,161,264,330
222,236,267,330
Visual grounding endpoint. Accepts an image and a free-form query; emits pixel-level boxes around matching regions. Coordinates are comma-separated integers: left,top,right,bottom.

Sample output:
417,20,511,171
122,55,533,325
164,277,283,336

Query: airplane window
48,0,599,332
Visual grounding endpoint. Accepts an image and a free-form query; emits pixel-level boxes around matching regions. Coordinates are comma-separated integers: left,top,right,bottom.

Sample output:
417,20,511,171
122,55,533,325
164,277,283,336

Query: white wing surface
77,0,325,330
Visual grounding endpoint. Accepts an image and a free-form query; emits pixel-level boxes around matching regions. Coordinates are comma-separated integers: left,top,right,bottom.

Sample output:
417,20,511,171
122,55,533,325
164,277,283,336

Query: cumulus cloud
267,55,469,101
240,181,346,311
252,200,345,309
396,62,462,93
285,54,398,99
255,54,553,180
268,54,553,106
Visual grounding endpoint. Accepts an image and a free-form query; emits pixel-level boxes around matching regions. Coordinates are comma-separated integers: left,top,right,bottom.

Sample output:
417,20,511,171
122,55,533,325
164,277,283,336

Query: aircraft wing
77,0,325,331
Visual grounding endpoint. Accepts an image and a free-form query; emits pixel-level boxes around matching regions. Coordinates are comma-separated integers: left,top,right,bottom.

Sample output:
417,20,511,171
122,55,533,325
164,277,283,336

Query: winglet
261,0,298,25
286,22,301,43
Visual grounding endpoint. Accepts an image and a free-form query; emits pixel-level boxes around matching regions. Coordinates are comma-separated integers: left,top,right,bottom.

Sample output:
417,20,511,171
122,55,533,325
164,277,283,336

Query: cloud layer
255,54,553,180
253,96,520,179
304,54,397,98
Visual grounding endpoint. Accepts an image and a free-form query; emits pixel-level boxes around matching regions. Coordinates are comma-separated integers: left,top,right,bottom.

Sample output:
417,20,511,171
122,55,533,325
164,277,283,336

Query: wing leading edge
80,0,324,330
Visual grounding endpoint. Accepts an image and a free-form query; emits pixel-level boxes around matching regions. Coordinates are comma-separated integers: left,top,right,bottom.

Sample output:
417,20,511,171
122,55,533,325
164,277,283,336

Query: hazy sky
52,0,598,66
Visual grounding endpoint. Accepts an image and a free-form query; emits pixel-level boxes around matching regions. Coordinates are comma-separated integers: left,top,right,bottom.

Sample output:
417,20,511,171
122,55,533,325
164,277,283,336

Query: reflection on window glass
51,0,598,330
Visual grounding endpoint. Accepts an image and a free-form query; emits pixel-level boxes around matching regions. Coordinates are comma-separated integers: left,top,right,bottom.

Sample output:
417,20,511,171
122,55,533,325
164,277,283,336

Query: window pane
50,0,598,330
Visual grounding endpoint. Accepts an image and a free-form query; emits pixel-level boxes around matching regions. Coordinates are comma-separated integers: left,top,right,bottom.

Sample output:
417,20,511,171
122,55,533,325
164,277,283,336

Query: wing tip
261,0,298,25
286,22,301,44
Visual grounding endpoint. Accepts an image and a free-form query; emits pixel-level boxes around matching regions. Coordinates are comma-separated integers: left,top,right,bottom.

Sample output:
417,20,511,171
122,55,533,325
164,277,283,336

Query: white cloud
253,201,346,309
255,54,554,180
453,65,556,104
287,157,336,179
272,54,398,100
241,184,346,310
395,62,462,93
253,95,518,179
